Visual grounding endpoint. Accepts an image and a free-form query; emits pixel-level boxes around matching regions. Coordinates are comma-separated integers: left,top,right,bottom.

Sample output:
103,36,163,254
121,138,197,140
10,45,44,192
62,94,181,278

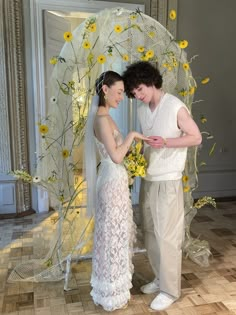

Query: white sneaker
140,279,159,294
150,292,177,311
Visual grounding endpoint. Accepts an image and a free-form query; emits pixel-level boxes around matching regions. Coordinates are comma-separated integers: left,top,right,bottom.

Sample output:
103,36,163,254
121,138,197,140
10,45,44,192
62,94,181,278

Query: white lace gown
90,130,136,311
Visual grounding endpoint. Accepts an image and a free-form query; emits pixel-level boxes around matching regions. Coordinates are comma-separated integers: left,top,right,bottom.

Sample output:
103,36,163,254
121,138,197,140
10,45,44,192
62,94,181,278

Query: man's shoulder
165,93,183,103
164,93,187,111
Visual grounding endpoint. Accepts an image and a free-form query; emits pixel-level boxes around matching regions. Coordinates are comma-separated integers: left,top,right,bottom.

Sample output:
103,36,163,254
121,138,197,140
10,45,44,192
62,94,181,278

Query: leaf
57,80,69,95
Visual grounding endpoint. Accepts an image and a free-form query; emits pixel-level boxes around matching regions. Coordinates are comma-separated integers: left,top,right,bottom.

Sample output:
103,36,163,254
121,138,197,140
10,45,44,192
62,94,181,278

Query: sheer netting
8,6,211,288
91,130,136,311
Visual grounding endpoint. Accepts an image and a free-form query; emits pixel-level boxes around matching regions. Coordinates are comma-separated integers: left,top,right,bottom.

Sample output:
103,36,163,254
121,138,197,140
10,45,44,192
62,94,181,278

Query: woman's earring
104,95,108,101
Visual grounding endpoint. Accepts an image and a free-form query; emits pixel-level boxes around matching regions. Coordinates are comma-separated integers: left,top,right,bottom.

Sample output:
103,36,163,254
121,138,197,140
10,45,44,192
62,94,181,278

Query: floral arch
9,7,215,288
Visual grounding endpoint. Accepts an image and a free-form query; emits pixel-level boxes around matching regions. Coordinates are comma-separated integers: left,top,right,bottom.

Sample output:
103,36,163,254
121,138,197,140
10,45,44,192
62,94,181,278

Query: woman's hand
131,131,149,142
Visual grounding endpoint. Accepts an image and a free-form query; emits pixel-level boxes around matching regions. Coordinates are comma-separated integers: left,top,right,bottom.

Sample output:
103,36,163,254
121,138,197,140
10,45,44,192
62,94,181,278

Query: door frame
30,0,150,210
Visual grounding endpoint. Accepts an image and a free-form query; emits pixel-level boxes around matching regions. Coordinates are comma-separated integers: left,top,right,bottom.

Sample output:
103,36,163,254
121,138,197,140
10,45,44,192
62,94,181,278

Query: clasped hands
133,133,166,148
144,136,166,148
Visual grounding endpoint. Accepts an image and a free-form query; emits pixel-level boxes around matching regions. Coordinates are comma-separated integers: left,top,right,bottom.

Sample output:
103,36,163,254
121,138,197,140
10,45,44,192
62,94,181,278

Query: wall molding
0,0,31,213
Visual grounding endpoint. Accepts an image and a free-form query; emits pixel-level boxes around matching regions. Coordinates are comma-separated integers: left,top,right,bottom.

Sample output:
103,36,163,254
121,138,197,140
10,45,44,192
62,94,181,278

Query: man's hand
145,136,166,148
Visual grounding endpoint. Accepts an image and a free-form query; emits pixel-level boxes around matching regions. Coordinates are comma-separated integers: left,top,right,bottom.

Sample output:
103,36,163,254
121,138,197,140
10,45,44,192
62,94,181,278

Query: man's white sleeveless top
138,93,188,181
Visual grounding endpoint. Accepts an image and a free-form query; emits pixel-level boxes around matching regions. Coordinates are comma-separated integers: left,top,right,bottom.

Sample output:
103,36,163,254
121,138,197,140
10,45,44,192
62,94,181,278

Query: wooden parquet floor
0,201,236,315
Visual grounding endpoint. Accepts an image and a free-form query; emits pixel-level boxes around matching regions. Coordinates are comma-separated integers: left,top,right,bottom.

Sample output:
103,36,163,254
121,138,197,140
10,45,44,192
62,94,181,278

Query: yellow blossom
62,149,70,159
189,86,195,95
114,25,123,33
82,40,91,49
135,142,142,153
89,23,96,32
145,49,154,59
178,40,188,49
122,54,129,62
201,77,210,84
183,63,190,71
201,115,207,123
183,186,190,193
162,63,169,68
97,55,106,64
179,89,188,97
182,175,189,183
49,57,57,65
68,81,75,88
148,31,155,38
140,55,149,61
39,124,49,135
194,196,216,209
137,46,145,53
169,10,177,20
129,14,137,20
64,31,73,42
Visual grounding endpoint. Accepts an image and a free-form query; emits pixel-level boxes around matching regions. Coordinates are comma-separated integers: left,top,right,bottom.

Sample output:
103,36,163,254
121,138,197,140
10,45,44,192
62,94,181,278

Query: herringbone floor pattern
0,201,236,314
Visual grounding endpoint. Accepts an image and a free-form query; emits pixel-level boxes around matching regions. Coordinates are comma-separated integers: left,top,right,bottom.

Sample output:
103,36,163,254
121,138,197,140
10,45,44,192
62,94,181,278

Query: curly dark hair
95,70,123,106
122,61,163,98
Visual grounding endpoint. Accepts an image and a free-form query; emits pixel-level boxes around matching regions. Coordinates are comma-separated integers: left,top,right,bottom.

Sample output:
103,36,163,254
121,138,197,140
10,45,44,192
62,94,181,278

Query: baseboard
0,208,36,220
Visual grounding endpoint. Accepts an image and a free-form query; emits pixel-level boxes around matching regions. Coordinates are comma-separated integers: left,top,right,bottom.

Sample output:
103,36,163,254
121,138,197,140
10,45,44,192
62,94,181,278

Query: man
122,61,202,311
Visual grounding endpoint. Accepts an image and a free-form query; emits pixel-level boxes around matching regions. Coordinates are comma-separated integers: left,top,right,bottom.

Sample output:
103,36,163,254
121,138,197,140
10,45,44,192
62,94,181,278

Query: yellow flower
145,49,154,59
183,186,190,193
64,32,73,42
201,115,207,123
39,124,49,134
97,55,106,64
62,149,70,159
182,175,189,183
169,10,177,20
49,57,57,65
89,23,96,32
127,154,134,161
201,77,210,84
122,54,129,62
178,40,188,49
135,142,142,153
173,61,178,67
114,25,123,33
67,81,74,90
82,40,91,49
141,55,149,61
137,166,145,177
137,46,145,53
189,86,195,95
148,31,155,38
183,63,190,71
178,89,188,97
129,14,137,20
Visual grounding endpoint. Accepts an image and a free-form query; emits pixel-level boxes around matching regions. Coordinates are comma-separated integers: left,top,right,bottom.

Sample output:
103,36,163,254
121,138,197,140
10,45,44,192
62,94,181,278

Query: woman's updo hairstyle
95,70,123,107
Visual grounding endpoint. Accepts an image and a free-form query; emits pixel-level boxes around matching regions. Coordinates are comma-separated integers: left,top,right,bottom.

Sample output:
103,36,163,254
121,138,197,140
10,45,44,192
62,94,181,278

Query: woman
84,71,148,311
